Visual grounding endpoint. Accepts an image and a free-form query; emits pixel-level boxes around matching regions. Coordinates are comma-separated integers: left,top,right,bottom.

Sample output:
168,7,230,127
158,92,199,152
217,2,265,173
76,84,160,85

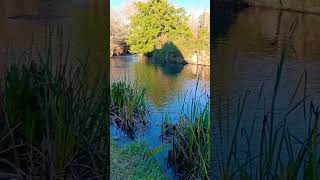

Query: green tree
127,0,191,55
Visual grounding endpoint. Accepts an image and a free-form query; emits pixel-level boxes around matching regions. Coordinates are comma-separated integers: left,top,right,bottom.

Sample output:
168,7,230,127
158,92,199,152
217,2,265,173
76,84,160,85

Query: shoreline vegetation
0,30,108,179
110,0,210,179
110,80,148,139
110,79,210,179
214,0,320,15
214,17,320,179
110,0,210,66
164,96,210,179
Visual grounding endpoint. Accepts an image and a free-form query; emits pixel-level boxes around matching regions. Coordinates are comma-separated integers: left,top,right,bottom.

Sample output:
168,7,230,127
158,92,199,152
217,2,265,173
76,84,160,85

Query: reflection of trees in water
215,8,320,60
214,8,320,98
133,60,183,107
131,56,210,107
212,7,241,39
213,8,320,128
180,65,210,80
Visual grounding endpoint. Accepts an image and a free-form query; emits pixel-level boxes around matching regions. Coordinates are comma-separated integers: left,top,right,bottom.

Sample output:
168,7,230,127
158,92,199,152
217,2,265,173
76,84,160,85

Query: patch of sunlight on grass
110,141,167,180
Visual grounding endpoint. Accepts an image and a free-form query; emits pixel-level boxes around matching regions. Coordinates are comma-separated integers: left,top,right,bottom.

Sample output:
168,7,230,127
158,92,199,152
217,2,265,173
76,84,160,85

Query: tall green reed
0,26,108,179
163,81,210,179
110,78,148,138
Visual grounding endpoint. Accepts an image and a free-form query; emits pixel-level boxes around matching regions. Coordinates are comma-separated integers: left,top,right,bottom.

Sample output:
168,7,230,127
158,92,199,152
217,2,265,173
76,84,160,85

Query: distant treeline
110,14,129,57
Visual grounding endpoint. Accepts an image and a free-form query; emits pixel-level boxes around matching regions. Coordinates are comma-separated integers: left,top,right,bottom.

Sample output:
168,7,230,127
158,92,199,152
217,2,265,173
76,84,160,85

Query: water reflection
213,7,320,107
110,54,210,178
212,7,320,175
111,54,210,108
0,0,107,80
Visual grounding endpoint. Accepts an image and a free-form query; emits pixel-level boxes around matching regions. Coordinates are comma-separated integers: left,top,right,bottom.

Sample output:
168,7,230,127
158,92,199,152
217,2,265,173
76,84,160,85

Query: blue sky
110,0,210,16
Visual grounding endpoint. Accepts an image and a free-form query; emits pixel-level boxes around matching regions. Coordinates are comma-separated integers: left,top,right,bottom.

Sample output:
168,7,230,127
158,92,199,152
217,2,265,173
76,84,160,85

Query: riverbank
214,0,320,14
112,53,210,66
110,54,210,179
110,141,167,180
247,0,320,15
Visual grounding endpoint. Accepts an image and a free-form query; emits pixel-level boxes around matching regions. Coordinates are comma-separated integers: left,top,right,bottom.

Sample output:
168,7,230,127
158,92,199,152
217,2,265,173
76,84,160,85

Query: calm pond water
110,54,210,178
0,0,107,78
212,7,320,176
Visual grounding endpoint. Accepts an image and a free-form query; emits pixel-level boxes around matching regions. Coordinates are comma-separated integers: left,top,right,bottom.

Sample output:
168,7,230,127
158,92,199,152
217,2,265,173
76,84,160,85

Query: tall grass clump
110,79,148,138
163,86,210,179
0,27,108,179
216,18,320,179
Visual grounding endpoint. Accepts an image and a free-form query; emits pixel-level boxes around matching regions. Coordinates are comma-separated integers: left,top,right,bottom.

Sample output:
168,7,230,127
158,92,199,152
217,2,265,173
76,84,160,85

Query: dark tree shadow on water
157,63,184,76
145,41,187,75
212,6,246,39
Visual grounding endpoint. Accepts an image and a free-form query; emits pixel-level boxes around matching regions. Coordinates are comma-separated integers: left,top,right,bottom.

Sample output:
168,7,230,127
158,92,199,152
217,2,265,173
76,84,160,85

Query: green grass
110,141,167,180
110,79,148,138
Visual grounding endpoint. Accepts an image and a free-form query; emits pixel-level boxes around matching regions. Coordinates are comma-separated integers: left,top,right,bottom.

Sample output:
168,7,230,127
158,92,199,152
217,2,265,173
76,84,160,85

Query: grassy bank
109,80,167,179
110,141,167,180
111,78,210,179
